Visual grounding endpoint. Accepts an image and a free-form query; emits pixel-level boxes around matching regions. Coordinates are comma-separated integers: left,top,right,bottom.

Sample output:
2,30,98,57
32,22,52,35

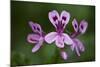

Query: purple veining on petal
62,16,67,21
56,20,64,33
71,19,88,38
75,24,77,28
29,21,36,31
49,10,70,34
79,20,88,34
29,21,42,35
27,34,40,44
53,15,58,21
35,23,42,34
72,19,78,32
81,25,83,30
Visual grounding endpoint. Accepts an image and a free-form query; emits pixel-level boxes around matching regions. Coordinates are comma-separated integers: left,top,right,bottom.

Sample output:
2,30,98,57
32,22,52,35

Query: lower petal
75,47,80,56
55,35,64,48
45,32,57,44
32,39,43,53
27,34,40,44
72,38,85,56
74,39,85,52
71,44,75,51
63,33,73,45
32,43,42,53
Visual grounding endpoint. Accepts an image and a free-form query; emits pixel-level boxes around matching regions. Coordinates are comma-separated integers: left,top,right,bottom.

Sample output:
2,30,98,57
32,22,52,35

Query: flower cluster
27,10,88,60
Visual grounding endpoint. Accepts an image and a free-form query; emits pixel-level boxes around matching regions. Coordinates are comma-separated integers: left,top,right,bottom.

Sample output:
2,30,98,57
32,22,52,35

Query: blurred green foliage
11,1,95,66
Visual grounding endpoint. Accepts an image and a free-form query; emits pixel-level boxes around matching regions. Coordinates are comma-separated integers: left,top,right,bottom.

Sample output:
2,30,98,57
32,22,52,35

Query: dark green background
11,1,95,66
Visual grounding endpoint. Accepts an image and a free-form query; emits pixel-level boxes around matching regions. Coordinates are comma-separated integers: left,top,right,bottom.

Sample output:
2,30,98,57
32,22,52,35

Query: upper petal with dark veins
72,19,79,32
60,11,70,29
29,21,42,34
48,10,59,28
79,20,88,34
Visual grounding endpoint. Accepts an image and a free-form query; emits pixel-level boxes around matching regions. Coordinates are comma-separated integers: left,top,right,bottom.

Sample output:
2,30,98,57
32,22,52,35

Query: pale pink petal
72,19,78,32
32,43,41,53
27,34,40,43
75,47,80,56
45,32,57,44
79,20,88,34
70,42,80,56
55,35,64,48
29,21,42,34
63,33,73,45
32,39,43,53
60,11,70,28
72,38,85,56
74,38,85,52
35,23,42,33
29,21,36,31
48,10,59,28
61,51,68,60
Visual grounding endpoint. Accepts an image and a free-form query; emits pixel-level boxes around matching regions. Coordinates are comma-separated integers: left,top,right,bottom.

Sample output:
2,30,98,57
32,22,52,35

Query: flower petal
63,33,73,45
29,21,42,34
32,39,43,53
29,21,36,31
74,38,85,52
48,10,59,28
61,51,68,60
55,35,64,48
75,46,80,56
72,38,85,56
70,40,80,56
72,19,78,32
27,34,40,43
79,20,88,34
32,43,41,53
60,11,70,28
71,43,75,51
35,23,42,32
45,32,57,44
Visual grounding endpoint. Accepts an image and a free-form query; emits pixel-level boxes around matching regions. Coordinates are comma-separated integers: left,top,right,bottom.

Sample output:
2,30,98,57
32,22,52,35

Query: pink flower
45,10,73,48
27,21,44,53
71,19,88,56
